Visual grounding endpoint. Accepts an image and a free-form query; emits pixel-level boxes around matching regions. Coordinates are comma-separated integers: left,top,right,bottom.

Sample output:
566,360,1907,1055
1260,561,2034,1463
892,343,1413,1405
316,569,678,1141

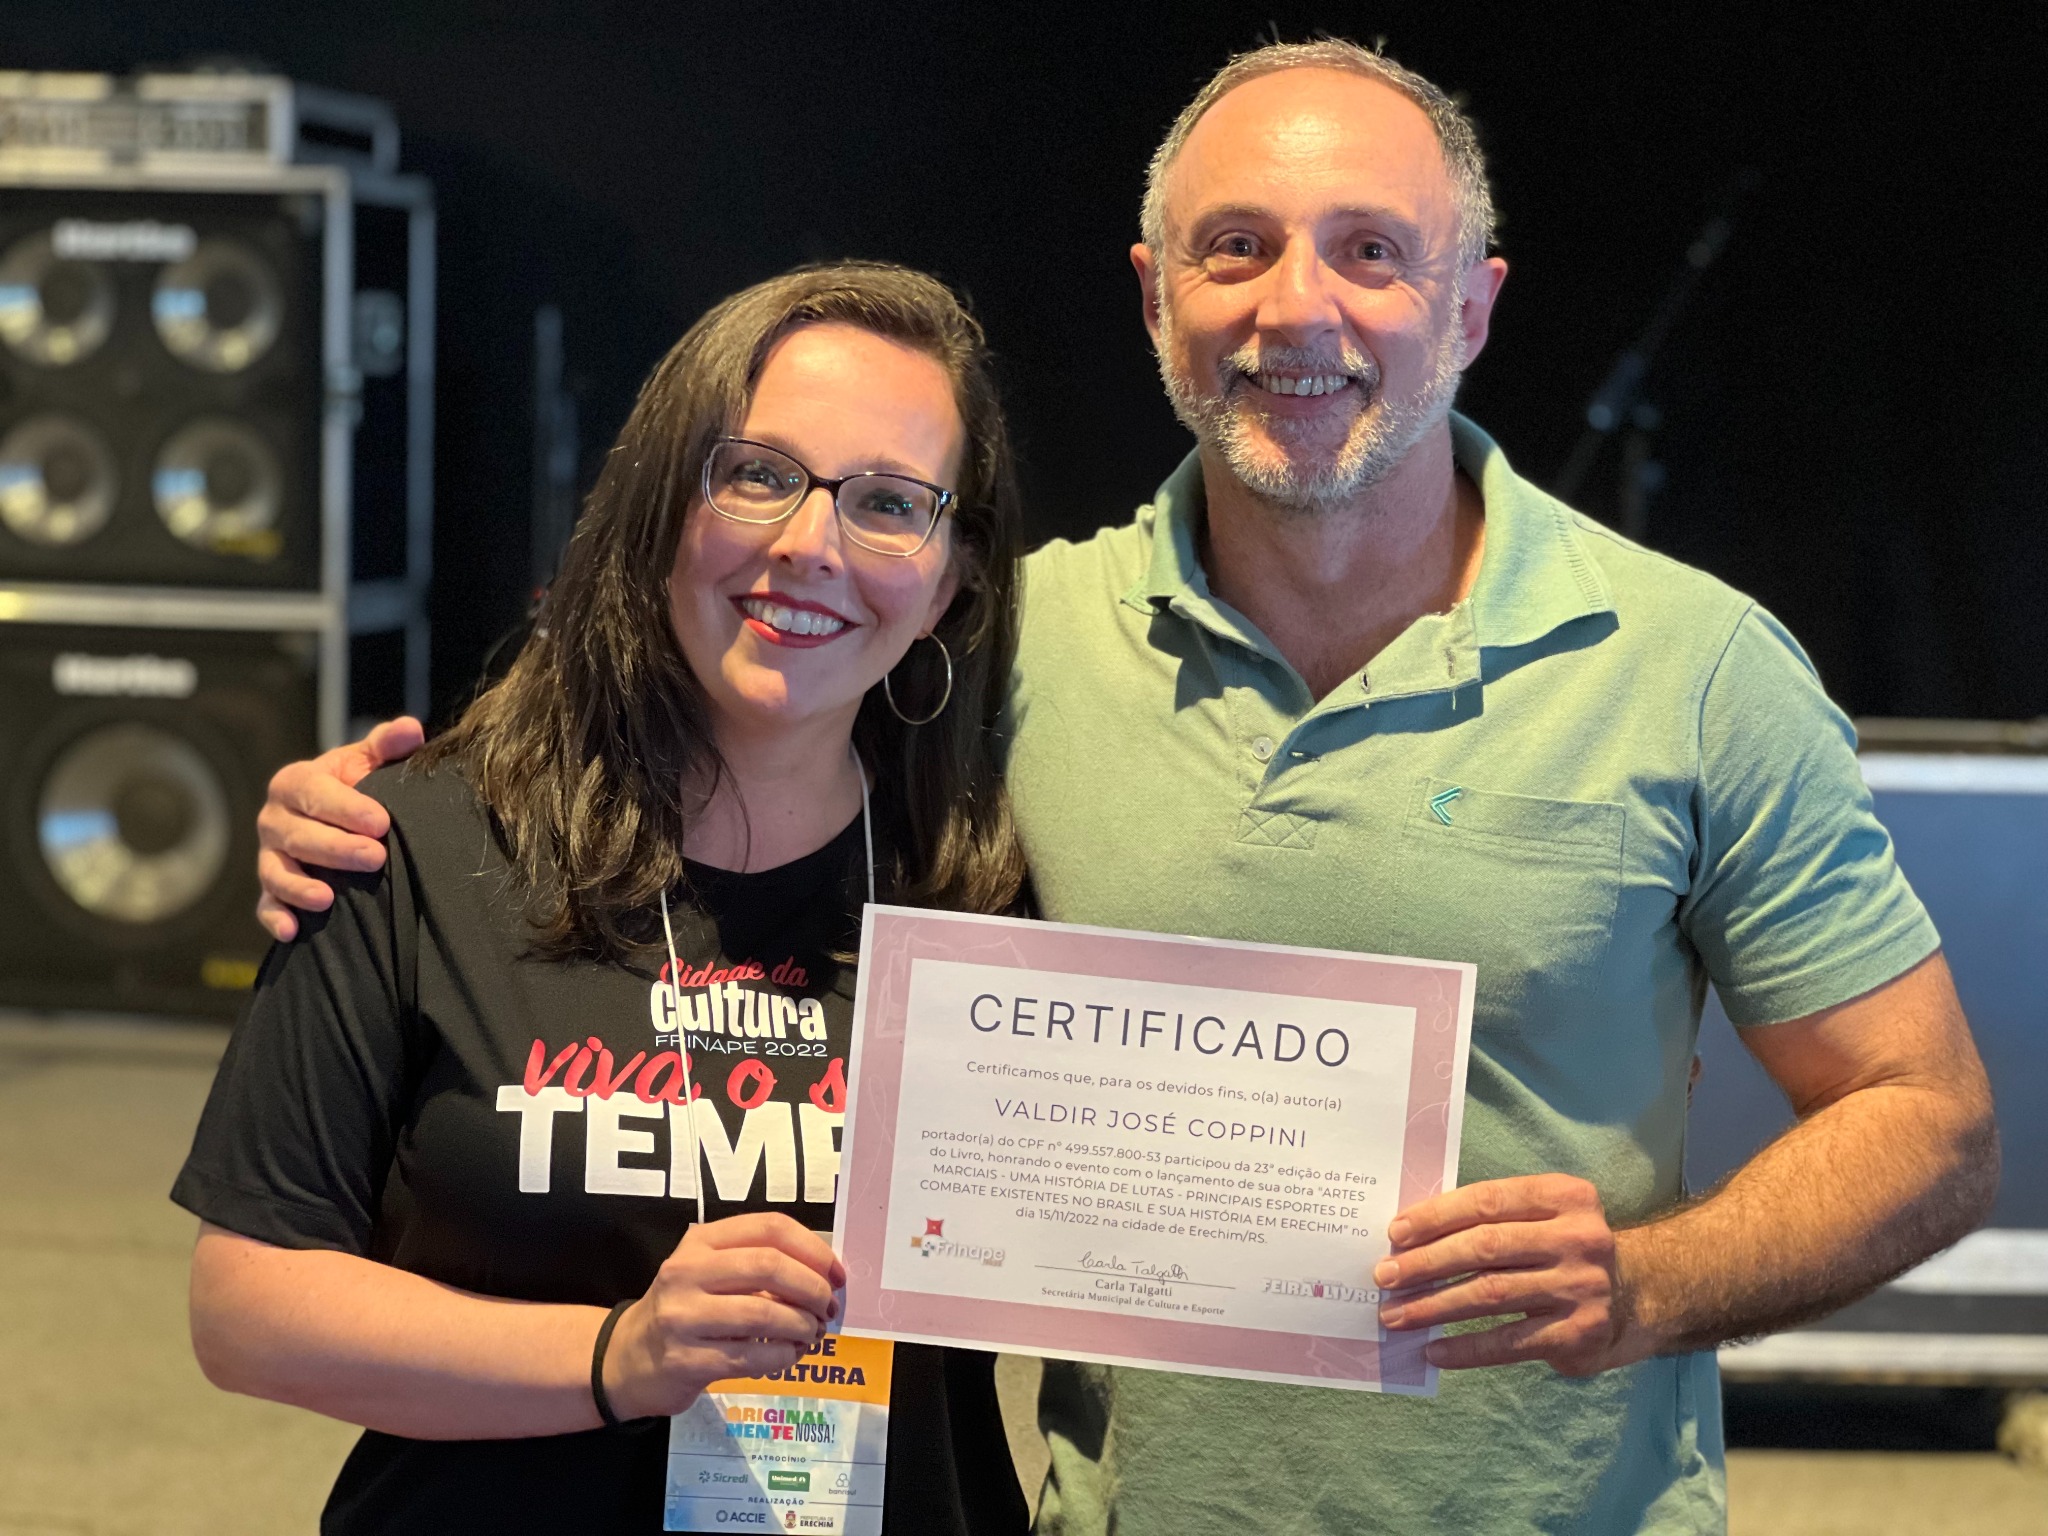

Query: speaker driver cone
151,238,281,373
0,413,119,546
0,232,116,367
38,722,231,926
152,418,283,558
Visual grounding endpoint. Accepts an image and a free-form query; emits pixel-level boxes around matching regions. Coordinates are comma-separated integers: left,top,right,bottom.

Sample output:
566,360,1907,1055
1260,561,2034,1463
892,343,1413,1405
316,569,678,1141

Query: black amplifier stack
0,72,433,1016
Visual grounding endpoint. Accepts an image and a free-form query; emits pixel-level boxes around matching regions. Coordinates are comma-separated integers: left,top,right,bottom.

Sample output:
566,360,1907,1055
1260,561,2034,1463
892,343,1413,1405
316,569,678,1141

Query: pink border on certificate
836,907,1473,1393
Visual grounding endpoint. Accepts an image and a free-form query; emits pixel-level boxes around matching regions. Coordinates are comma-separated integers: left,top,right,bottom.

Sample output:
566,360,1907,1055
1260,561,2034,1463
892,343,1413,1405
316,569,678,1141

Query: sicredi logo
52,218,198,262
52,653,199,699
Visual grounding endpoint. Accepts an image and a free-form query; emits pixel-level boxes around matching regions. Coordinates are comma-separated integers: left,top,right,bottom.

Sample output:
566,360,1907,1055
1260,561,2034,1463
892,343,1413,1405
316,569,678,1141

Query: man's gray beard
1156,301,1468,514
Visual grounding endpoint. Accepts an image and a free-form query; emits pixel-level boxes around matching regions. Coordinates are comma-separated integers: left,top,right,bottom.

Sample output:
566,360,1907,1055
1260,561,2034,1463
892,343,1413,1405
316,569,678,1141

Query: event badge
664,1334,893,1535
832,906,1476,1396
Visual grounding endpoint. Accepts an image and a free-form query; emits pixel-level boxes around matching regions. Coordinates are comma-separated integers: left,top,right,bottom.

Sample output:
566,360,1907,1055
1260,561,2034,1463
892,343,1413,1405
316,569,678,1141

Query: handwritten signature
1078,1250,1190,1282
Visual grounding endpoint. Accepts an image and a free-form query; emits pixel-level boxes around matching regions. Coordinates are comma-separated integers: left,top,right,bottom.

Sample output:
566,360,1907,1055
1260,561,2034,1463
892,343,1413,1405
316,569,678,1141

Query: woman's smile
732,590,857,646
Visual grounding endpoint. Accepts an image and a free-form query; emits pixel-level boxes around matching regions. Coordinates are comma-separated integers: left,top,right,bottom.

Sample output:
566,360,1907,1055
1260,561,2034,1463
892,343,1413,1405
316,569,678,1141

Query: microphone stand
1555,169,1757,540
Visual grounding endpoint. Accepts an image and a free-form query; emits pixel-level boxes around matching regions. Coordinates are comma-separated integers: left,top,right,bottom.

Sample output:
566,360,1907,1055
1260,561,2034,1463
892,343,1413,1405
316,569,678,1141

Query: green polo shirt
1005,414,1938,1535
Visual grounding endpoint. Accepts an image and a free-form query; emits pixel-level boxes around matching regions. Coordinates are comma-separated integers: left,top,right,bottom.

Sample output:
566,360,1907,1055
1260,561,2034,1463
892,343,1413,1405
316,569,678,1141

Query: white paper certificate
831,907,1475,1395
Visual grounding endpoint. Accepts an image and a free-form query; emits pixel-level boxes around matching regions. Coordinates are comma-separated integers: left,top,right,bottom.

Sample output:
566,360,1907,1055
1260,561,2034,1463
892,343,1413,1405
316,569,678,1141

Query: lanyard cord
857,749,876,907
659,748,875,1228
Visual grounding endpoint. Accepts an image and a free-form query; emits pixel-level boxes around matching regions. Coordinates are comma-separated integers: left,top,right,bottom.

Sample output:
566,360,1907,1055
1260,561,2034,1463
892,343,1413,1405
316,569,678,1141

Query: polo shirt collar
1122,412,1614,685
1121,447,1286,666
1130,448,1211,609
1452,413,1615,651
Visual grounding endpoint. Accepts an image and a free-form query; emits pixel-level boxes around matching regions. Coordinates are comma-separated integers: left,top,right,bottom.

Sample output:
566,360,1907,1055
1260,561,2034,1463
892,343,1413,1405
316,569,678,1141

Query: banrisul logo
911,1218,1005,1267
766,1471,810,1492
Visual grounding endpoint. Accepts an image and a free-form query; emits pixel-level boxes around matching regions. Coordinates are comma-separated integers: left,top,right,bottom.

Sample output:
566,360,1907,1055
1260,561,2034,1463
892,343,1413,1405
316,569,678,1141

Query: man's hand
1375,1174,1648,1376
1376,957,1996,1379
256,716,427,941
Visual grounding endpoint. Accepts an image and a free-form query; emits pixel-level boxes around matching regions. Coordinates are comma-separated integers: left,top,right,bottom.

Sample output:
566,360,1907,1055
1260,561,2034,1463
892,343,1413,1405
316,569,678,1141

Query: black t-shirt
172,765,1024,1536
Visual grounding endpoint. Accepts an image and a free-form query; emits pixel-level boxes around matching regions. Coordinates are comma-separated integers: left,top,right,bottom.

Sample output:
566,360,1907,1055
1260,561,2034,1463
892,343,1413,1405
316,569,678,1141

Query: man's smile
1247,371,1356,397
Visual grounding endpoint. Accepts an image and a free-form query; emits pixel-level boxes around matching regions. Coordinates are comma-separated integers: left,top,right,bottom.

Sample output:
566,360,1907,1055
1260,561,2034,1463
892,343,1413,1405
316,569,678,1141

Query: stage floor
0,1012,356,1535
1,1012,2038,1535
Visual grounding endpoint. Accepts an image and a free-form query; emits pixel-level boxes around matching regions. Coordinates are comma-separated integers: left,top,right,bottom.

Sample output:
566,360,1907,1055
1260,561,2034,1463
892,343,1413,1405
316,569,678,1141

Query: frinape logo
1260,1276,1377,1303
910,1218,1005,1267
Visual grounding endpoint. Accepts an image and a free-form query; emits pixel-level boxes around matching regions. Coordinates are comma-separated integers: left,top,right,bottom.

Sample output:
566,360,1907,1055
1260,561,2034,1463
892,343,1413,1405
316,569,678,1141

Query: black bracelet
590,1299,635,1428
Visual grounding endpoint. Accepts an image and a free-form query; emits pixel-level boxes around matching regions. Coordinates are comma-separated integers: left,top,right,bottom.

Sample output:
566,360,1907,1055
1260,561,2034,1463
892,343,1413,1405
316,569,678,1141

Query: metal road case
1689,728,2048,1388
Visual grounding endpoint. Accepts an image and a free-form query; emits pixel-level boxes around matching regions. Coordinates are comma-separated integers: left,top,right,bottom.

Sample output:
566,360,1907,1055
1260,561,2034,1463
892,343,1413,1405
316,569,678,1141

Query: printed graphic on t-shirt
494,949,850,1220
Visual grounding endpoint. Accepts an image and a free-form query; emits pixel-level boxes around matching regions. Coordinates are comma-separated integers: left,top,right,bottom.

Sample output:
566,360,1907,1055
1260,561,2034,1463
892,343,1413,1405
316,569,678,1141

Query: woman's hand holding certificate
602,1213,844,1419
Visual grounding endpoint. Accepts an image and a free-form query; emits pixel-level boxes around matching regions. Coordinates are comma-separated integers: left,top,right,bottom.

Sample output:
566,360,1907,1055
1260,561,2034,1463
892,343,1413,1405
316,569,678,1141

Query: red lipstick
731,591,858,648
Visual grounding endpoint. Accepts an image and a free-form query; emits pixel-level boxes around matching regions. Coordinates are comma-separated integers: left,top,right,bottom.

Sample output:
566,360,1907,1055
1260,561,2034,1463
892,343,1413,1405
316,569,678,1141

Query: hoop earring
884,633,953,726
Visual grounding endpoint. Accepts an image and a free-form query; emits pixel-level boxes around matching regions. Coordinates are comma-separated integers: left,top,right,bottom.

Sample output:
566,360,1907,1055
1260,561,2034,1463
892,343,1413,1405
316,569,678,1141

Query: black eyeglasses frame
701,436,957,558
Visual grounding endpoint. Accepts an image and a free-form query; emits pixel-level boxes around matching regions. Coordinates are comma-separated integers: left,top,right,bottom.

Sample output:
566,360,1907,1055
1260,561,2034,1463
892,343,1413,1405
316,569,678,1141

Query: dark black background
4,1,2042,725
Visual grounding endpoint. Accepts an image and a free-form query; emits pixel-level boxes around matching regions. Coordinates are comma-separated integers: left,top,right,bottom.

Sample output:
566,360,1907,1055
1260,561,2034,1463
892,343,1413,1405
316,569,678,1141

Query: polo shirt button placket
1251,735,1277,763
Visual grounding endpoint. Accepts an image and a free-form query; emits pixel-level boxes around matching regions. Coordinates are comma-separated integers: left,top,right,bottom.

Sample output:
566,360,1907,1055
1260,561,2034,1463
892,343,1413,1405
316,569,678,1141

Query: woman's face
669,323,964,748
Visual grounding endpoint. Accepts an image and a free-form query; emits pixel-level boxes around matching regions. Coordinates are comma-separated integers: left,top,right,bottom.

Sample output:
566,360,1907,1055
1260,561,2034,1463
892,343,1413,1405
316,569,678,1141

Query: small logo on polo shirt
1429,786,1463,825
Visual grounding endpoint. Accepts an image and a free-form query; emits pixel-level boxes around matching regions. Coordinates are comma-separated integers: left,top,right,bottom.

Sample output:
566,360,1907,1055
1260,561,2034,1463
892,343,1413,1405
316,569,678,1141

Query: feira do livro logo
1260,1276,1377,1303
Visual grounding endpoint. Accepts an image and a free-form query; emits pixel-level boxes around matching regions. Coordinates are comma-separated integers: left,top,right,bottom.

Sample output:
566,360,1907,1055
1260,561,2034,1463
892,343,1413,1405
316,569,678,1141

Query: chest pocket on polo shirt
1398,776,1625,1026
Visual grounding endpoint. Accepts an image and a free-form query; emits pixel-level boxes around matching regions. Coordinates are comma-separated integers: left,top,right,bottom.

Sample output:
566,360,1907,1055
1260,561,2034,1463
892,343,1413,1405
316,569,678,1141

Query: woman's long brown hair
420,263,1027,958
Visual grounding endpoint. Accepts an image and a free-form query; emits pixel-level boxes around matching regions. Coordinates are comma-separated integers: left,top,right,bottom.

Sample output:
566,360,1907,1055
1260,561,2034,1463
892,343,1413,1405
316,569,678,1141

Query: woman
173,263,1029,1533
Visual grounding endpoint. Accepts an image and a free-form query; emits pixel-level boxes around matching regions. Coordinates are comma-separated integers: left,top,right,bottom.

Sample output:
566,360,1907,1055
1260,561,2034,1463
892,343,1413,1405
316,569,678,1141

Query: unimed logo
765,1471,810,1492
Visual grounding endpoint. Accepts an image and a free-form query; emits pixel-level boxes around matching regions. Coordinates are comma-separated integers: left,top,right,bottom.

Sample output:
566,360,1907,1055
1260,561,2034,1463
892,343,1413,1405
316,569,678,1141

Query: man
255,40,1997,1534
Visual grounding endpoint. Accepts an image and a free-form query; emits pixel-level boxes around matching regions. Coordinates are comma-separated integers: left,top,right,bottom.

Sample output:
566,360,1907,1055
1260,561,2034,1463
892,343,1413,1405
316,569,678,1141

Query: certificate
831,907,1475,1395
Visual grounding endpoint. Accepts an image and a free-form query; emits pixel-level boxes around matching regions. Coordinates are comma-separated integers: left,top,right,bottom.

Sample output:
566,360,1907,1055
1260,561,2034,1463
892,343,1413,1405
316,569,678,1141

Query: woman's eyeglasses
701,437,955,557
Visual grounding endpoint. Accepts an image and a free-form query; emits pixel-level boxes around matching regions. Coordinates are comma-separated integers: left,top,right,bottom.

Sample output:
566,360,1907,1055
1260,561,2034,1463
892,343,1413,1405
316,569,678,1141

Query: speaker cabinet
0,76,431,1018
0,189,325,589
0,621,316,1017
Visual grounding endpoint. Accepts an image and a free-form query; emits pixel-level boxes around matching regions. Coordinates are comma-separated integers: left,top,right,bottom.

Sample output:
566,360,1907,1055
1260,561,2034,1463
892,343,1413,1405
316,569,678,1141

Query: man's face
1139,68,1505,510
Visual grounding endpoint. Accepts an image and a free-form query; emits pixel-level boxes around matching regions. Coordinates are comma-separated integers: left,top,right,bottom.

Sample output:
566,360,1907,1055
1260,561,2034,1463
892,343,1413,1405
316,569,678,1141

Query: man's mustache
1221,342,1377,393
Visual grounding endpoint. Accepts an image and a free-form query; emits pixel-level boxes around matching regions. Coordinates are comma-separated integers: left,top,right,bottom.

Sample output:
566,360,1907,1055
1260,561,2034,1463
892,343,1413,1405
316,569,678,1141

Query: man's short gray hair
1140,39,1497,270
